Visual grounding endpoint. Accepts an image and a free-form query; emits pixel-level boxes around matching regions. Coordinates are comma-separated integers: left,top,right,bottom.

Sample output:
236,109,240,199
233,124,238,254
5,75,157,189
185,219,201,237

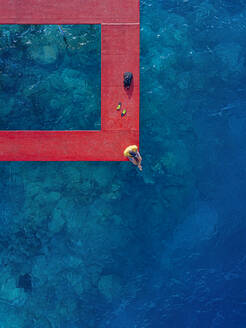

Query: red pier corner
0,0,139,161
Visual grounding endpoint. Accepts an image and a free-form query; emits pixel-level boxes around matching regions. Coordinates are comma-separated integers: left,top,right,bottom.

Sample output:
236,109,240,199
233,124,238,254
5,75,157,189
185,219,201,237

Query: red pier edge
0,0,139,161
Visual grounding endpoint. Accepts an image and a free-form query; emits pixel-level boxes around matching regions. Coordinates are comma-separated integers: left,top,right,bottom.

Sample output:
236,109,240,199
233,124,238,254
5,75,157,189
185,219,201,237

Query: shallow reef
0,25,101,130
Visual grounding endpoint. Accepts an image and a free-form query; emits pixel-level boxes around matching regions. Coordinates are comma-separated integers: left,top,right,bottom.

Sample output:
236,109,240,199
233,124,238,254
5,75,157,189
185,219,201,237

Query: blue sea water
0,0,246,327
0,25,101,130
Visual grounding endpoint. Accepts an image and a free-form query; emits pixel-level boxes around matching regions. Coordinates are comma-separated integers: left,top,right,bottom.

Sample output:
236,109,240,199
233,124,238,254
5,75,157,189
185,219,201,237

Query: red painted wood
0,130,138,161
101,24,139,132
0,0,139,161
0,0,139,24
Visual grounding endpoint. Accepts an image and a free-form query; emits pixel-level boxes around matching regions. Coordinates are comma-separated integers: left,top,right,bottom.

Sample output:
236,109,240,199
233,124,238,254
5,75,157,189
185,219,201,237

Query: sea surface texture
0,0,246,327
0,25,101,130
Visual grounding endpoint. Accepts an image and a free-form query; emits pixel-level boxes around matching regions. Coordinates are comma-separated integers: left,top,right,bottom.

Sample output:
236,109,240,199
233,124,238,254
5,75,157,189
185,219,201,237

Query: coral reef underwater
1,0,246,327
0,25,100,130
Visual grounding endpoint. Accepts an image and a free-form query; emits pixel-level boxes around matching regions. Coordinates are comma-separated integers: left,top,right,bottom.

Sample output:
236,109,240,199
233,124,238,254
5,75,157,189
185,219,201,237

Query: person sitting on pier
124,145,142,171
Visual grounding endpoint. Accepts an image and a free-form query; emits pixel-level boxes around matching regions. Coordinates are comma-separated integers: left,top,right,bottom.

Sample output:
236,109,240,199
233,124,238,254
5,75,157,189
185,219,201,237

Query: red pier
0,0,139,161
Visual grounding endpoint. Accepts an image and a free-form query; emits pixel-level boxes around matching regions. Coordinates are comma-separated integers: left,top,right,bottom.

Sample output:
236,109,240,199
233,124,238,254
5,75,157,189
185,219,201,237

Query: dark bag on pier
123,72,133,89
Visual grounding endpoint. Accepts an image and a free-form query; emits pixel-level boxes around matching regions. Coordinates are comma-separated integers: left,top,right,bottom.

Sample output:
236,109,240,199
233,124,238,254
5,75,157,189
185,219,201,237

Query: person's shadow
124,76,134,99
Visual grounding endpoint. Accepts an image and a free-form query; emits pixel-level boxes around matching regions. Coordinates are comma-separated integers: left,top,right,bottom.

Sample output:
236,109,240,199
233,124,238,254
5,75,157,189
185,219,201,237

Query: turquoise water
1,0,246,327
0,25,100,130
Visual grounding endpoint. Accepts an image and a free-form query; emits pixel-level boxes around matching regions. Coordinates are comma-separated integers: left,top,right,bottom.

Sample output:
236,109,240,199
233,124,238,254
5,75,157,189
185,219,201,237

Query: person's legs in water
128,151,142,171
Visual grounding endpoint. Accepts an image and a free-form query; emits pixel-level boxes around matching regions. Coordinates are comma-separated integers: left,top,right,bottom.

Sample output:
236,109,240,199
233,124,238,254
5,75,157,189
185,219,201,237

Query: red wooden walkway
0,0,139,161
